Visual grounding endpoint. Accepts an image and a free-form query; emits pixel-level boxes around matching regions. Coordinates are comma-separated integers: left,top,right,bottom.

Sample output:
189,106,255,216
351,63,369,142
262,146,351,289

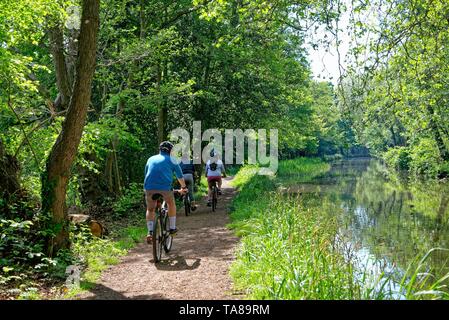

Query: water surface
295,158,449,296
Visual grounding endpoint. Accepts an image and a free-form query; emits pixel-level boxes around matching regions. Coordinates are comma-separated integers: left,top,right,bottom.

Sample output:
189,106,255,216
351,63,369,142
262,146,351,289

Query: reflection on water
296,158,449,297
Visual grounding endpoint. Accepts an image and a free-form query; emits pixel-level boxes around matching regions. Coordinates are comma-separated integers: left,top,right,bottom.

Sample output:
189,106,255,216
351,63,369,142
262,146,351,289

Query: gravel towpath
77,177,242,300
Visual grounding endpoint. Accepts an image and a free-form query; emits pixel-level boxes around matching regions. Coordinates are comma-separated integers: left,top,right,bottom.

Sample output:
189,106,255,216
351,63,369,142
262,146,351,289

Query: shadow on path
154,256,201,271
81,283,168,300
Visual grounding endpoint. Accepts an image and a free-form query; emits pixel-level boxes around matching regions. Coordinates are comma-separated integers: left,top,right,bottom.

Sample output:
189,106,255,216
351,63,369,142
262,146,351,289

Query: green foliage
383,147,411,171
112,183,144,218
0,214,74,289
79,118,142,173
409,138,442,177
382,139,444,178
341,0,449,178
5,0,449,299
1,209,147,298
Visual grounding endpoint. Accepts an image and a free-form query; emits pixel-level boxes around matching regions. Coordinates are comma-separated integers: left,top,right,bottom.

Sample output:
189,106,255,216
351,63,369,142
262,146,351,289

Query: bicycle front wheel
163,214,173,253
152,214,162,263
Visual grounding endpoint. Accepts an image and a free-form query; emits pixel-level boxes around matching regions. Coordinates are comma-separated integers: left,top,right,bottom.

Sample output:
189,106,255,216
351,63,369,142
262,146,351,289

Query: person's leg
163,191,177,232
145,191,157,242
218,177,223,194
184,174,195,201
185,174,197,209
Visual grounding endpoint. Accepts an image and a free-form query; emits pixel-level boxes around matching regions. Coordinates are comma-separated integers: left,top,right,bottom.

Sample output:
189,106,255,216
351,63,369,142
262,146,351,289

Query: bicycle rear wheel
163,213,173,253
212,185,217,212
184,194,190,216
152,213,162,263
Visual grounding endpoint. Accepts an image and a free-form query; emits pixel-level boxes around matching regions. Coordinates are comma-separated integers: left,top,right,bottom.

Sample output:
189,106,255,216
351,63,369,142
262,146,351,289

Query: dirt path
77,177,242,300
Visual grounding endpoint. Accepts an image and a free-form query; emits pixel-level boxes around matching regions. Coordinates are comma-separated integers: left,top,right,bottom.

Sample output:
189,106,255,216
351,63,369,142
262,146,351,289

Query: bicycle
151,192,179,263
183,191,191,216
211,180,218,212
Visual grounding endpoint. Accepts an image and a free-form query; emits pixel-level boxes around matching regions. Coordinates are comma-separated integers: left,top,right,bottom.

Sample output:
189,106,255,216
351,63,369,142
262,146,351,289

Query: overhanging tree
41,0,100,256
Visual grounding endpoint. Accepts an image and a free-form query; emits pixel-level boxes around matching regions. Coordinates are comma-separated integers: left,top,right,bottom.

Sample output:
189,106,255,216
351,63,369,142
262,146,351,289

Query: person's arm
173,163,188,195
174,163,187,189
177,177,187,189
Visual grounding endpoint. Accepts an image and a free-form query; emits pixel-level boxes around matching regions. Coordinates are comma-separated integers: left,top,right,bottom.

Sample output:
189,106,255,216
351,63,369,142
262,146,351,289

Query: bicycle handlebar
173,189,188,194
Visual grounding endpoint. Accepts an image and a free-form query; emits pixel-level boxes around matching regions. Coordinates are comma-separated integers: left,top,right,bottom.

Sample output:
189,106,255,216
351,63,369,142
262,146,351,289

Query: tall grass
230,195,362,299
393,248,449,299
277,158,330,181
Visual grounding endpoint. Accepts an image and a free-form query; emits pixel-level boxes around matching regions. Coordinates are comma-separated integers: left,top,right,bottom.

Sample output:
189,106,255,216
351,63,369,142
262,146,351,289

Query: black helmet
159,141,174,153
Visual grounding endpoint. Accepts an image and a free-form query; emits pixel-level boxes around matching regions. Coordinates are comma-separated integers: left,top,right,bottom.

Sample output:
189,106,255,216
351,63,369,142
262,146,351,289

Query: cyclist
180,154,197,211
144,141,187,244
205,151,226,207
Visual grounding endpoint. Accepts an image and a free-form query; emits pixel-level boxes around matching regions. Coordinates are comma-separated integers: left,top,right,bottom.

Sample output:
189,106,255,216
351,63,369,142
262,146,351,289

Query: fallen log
68,213,108,237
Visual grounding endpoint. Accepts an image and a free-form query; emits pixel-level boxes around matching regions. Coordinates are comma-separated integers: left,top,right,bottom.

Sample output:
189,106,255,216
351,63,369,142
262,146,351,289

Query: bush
437,161,449,179
0,214,75,288
112,183,144,217
409,138,441,177
383,146,411,171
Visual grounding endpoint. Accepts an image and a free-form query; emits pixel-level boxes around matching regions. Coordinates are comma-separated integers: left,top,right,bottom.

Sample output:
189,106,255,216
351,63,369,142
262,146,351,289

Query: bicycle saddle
151,193,163,201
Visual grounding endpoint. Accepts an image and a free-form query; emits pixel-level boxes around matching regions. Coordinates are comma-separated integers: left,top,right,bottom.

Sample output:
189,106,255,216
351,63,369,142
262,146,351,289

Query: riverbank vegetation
229,159,365,299
230,158,449,299
338,0,449,179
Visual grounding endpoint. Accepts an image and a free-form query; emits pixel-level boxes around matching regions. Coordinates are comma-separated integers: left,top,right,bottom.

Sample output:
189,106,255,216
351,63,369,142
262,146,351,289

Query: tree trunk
0,139,21,200
105,151,114,193
41,0,100,256
158,106,167,143
66,28,79,87
112,97,125,194
427,105,449,161
389,126,398,147
49,25,72,112
111,139,121,194
139,0,146,39
156,65,167,143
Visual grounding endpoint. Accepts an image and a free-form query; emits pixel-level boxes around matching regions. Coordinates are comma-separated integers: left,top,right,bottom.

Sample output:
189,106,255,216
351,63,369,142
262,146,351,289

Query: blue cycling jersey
144,152,183,191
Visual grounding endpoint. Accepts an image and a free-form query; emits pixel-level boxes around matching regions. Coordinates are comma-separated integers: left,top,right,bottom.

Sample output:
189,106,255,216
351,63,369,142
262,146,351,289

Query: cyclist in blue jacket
144,141,187,244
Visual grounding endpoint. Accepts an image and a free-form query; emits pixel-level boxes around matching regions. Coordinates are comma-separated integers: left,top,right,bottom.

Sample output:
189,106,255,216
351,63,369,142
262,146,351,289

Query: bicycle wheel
184,194,190,216
163,213,173,253
215,185,219,211
152,212,162,263
212,185,217,212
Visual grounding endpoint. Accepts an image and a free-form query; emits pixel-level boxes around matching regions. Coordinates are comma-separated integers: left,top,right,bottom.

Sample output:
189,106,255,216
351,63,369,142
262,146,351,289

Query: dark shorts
207,176,221,187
